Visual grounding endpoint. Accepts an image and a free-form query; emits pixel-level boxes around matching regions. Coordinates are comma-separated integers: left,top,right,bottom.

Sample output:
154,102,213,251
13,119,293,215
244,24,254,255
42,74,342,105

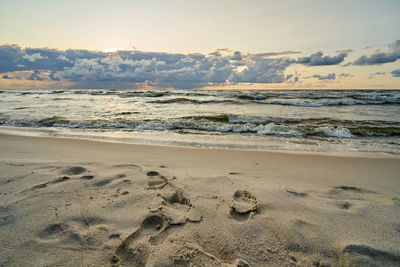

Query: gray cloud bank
0,44,351,89
296,51,347,66
312,73,336,80
353,40,400,65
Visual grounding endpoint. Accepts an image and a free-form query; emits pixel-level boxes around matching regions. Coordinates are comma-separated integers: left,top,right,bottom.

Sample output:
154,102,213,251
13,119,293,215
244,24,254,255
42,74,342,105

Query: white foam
317,126,354,138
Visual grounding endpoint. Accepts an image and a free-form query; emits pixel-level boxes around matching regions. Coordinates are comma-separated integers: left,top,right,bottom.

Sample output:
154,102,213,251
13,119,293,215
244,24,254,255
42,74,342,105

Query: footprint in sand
333,185,375,194
158,187,201,224
50,176,70,184
38,223,69,239
115,213,170,266
146,171,168,189
114,184,202,265
230,190,259,222
287,189,307,197
93,178,113,187
31,176,71,190
159,188,191,206
81,175,94,180
62,166,87,175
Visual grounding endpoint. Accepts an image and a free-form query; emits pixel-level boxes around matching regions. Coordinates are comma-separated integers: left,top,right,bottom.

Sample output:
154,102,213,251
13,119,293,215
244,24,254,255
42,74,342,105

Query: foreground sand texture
1,134,400,266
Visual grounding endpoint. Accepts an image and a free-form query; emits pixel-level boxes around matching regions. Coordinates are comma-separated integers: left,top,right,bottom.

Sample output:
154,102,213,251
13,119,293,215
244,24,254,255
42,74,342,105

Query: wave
148,98,242,105
2,115,400,138
255,100,400,107
6,89,399,107
148,96,400,107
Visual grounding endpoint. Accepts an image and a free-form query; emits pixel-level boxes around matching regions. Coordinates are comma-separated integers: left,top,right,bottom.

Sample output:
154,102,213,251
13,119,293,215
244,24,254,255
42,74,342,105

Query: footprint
334,186,374,194
146,171,168,188
31,176,70,190
230,190,259,222
159,188,191,206
38,223,69,239
32,183,47,189
50,176,70,184
146,171,159,177
287,189,307,197
36,222,88,248
62,166,87,175
93,178,113,187
115,213,170,265
81,175,94,180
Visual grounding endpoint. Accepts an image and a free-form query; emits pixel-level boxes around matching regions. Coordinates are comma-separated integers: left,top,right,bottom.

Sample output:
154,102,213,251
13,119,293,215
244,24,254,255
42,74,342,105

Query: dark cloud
353,40,400,65
339,73,353,77
0,44,302,89
27,70,43,81
391,69,400,77
0,44,105,75
49,71,60,81
312,73,336,80
367,71,387,79
231,51,242,61
374,72,386,75
285,74,300,83
297,51,347,66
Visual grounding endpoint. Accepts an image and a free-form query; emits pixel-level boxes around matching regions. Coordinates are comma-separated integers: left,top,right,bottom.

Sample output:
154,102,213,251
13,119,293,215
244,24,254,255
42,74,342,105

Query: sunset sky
1,0,399,89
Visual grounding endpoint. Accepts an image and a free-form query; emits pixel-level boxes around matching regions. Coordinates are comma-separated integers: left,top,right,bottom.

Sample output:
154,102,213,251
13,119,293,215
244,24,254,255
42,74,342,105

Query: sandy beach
0,133,399,266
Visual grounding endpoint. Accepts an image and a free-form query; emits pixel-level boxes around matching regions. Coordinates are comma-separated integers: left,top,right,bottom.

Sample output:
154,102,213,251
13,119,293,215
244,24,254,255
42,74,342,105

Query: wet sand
0,133,399,266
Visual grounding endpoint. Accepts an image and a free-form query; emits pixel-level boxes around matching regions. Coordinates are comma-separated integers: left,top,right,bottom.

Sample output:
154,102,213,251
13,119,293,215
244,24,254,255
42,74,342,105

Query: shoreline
1,133,400,266
1,126,398,159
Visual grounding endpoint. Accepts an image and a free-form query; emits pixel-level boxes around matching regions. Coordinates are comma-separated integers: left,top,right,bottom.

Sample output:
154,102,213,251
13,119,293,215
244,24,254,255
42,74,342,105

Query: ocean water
1,89,400,156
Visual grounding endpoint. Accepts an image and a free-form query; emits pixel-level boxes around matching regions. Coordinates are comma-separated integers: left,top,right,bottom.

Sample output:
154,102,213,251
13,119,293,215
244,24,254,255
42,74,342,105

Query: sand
0,133,399,266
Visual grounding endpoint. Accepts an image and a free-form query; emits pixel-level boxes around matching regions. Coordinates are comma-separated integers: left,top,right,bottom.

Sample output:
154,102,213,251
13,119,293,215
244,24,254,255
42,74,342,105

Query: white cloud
22,53,48,62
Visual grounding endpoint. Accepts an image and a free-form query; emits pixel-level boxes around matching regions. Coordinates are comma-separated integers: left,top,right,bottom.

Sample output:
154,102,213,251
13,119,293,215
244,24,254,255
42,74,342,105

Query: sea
1,89,400,156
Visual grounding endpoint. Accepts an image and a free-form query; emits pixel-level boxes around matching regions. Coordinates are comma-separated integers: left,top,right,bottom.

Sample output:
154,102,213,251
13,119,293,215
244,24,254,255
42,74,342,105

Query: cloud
0,44,105,75
285,74,300,83
57,55,71,62
49,71,60,81
312,73,336,80
231,51,242,61
368,71,387,79
22,52,48,62
339,73,353,77
353,40,400,65
0,44,302,89
297,51,347,66
391,69,400,77
231,57,294,83
27,70,43,81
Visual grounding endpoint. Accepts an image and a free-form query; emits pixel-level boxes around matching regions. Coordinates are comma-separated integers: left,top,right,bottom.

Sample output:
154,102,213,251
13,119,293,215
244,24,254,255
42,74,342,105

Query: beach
1,133,399,266
2,0,400,266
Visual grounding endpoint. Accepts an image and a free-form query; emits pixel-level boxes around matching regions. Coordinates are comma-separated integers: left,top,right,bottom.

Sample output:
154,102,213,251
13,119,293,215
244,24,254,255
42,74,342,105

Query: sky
0,0,399,90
